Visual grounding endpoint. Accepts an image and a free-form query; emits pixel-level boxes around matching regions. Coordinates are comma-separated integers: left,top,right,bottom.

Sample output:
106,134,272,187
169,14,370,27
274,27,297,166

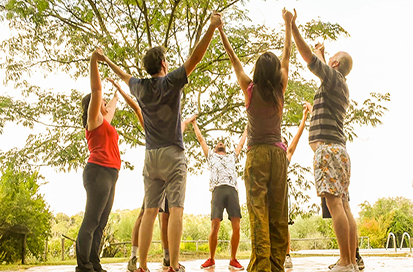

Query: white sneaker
284,255,293,268
330,264,355,272
353,264,360,272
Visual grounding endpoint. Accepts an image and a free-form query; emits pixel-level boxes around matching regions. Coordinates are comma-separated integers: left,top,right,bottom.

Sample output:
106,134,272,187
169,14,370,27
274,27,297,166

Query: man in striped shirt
291,10,358,272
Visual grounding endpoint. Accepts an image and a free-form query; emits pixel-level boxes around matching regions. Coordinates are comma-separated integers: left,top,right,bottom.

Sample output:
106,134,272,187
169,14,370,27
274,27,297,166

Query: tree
358,197,413,248
0,166,52,263
0,0,389,218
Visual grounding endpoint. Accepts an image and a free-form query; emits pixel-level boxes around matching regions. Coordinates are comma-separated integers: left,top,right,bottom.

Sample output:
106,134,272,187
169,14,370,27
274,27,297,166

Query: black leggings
76,163,118,272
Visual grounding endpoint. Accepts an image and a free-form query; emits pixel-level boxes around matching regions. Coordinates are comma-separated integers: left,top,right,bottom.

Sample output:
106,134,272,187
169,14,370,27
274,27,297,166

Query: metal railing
386,232,397,252
107,236,371,257
400,232,412,253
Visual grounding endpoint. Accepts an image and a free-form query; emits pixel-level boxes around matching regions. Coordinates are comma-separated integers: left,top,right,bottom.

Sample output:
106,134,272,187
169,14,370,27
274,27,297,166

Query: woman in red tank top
217,9,294,272
75,48,121,272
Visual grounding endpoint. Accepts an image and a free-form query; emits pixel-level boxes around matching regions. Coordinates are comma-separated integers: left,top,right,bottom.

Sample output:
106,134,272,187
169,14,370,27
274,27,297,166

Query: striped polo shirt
308,55,349,146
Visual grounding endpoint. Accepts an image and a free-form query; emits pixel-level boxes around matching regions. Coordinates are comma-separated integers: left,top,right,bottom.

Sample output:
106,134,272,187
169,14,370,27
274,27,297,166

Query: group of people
75,7,359,272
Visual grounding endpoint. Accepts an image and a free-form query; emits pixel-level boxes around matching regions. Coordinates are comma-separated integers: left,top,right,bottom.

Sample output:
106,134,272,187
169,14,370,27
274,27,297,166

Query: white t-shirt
207,150,238,192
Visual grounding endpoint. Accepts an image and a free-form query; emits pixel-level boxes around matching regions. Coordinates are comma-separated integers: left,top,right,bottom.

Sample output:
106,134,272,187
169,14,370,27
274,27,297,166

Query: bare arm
87,49,105,131
181,114,197,132
291,9,314,64
192,119,209,158
286,102,311,161
218,27,251,101
107,78,144,129
94,48,133,86
235,125,248,157
314,42,326,63
281,8,293,94
184,12,223,76
104,91,118,124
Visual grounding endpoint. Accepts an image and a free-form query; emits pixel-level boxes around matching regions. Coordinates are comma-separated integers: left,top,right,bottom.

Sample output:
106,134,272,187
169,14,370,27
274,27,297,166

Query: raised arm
291,9,313,64
104,91,118,124
281,8,293,94
192,118,209,158
94,48,133,86
234,125,248,157
314,42,326,63
286,102,311,162
106,78,144,129
218,27,251,100
181,114,197,132
184,12,223,76
87,49,105,130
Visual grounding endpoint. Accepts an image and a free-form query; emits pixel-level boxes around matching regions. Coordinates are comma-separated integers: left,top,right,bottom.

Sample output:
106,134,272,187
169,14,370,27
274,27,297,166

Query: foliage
357,197,413,248
0,166,52,263
0,0,389,219
289,215,336,251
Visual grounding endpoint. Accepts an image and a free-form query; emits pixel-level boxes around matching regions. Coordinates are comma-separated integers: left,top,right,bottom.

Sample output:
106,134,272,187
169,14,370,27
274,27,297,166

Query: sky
1,0,413,219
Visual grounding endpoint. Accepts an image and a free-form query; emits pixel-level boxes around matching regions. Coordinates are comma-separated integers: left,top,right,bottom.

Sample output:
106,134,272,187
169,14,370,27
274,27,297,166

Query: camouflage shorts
313,143,351,200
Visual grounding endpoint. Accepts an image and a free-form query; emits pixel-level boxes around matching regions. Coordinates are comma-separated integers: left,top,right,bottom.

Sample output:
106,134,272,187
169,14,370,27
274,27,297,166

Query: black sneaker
357,256,365,270
162,258,170,268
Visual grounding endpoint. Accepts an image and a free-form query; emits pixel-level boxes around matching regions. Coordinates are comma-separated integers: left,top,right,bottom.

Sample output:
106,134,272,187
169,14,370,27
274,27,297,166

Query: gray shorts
211,185,241,221
143,145,187,209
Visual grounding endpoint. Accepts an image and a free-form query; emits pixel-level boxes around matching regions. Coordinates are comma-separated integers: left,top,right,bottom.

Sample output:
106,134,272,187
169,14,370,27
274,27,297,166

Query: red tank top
86,118,121,170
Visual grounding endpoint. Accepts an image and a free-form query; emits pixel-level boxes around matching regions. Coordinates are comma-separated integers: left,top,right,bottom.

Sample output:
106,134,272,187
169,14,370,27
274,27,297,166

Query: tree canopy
0,0,390,219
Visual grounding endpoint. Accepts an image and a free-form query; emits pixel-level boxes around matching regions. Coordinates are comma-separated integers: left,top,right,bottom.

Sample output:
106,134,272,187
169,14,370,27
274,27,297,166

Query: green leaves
0,166,52,263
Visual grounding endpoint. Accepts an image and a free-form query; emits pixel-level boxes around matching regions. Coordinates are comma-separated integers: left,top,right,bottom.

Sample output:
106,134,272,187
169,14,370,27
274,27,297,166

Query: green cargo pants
244,144,288,272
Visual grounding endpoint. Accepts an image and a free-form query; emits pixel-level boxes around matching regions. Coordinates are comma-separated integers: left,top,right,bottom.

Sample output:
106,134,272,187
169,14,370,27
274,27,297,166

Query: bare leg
138,208,158,270
230,217,241,261
325,194,351,266
168,207,184,270
209,218,221,260
132,208,144,248
343,200,357,265
160,212,170,250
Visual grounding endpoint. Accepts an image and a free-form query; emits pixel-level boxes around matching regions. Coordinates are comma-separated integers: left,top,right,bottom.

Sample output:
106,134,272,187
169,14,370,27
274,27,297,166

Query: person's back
129,65,187,150
246,82,283,147
307,54,349,147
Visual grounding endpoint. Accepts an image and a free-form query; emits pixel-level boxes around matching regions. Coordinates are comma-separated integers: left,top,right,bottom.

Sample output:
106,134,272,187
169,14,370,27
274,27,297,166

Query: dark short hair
142,46,166,75
81,93,91,128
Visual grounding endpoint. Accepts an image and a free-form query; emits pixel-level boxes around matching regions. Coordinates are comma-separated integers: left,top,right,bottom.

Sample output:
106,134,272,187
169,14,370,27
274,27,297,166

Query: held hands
282,8,294,24
315,42,325,55
187,114,198,124
303,101,313,116
210,12,223,29
92,48,106,62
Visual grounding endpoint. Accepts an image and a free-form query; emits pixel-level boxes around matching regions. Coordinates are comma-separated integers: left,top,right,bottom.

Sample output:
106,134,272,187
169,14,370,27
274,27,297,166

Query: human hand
282,8,294,24
210,12,223,29
188,114,198,124
303,101,313,115
106,77,122,92
315,42,325,55
92,48,106,62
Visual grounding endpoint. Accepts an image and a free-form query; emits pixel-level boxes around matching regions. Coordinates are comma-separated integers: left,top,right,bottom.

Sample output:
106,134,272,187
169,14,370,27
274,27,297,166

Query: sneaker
168,264,185,272
135,268,150,272
200,258,215,269
284,255,293,268
128,256,138,272
162,258,170,269
357,256,365,270
353,264,360,272
330,264,355,272
228,259,244,270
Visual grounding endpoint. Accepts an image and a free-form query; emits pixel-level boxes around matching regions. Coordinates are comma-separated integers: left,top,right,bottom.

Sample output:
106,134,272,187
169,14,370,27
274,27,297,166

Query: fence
104,236,371,258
